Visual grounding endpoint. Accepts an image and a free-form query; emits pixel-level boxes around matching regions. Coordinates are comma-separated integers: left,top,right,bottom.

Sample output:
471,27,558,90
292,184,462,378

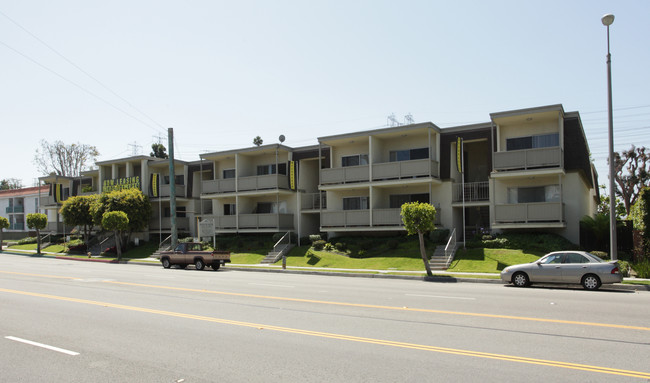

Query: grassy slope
447,248,542,273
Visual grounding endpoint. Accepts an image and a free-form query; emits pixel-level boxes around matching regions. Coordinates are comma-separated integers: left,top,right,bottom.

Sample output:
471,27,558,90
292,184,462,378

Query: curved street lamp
602,13,617,260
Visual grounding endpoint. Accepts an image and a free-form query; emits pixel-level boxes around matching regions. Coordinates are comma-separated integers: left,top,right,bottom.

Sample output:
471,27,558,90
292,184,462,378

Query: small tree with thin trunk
101,211,129,260
401,202,436,277
60,195,98,246
26,213,48,255
0,216,9,252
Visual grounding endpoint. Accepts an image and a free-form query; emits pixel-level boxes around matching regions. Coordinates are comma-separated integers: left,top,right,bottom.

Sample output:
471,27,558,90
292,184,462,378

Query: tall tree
597,185,626,218
401,202,437,277
101,211,129,260
0,216,9,252
0,178,23,190
91,188,152,248
612,145,650,216
253,136,263,146
33,140,99,177
59,195,99,245
150,143,168,159
26,213,48,255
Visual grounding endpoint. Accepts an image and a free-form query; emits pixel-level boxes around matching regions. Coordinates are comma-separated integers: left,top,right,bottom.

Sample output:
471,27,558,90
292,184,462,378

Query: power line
0,9,166,132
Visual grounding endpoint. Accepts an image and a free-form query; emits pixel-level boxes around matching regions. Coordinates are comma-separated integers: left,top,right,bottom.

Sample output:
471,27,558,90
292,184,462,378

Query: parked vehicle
160,242,230,270
500,251,622,290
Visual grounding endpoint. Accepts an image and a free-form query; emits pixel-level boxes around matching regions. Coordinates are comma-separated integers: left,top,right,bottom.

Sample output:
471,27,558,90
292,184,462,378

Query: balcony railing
301,192,327,210
9,223,25,230
321,165,369,185
494,202,564,224
323,207,442,228
453,181,489,202
238,174,289,192
160,184,186,198
238,213,294,230
149,217,190,231
494,147,562,171
6,206,25,213
202,179,236,194
372,159,439,180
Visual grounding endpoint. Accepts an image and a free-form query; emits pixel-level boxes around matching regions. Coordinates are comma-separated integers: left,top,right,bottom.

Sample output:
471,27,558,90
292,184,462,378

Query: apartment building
30,103,597,247
198,144,325,240
0,185,48,238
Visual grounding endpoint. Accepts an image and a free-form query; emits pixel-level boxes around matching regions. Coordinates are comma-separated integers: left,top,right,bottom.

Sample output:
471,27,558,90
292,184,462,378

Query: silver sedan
500,251,622,290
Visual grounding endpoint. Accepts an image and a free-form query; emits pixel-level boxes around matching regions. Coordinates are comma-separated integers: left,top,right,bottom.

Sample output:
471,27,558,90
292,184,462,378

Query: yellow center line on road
1,287,649,380
103,280,650,332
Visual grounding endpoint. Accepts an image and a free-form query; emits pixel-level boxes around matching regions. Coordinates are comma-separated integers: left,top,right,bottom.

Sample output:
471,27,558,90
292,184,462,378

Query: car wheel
161,258,171,269
195,259,205,270
582,274,601,291
512,272,530,287
212,263,220,271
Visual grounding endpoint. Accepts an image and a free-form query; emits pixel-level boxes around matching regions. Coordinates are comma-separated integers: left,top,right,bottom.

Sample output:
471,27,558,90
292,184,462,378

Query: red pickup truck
160,242,231,270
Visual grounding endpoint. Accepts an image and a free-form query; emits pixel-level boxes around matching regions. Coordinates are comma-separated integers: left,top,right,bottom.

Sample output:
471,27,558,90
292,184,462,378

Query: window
389,193,429,208
343,196,368,210
541,253,564,264
254,201,287,214
506,133,559,151
564,253,590,264
223,203,236,215
163,206,186,218
341,154,368,167
389,148,429,162
507,185,560,204
223,169,235,179
257,163,287,175
163,175,185,185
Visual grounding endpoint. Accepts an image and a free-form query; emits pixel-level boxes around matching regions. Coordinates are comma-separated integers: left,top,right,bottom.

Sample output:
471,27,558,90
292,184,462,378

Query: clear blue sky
1,1,649,189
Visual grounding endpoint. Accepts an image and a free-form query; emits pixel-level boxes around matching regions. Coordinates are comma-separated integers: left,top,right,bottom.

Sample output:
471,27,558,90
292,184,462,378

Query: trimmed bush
334,242,346,251
324,243,334,251
590,251,608,260
632,259,650,278
312,240,326,250
309,234,322,243
18,237,38,245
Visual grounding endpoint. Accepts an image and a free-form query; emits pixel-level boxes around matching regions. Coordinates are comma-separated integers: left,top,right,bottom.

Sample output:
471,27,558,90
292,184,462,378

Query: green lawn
446,248,542,273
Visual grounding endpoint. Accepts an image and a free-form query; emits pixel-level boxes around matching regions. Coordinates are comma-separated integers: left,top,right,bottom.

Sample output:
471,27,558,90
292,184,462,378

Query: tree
150,143,168,159
612,146,650,216
580,213,611,252
401,202,437,277
630,187,650,260
33,140,99,177
26,213,48,255
59,195,98,245
91,188,152,249
597,185,625,218
253,136,263,146
101,211,129,260
0,216,9,252
0,178,23,190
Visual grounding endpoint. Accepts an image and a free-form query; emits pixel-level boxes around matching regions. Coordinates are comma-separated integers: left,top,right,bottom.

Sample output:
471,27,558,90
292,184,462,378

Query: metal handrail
444,228,457,266
158,234,172,251
273,231,291,252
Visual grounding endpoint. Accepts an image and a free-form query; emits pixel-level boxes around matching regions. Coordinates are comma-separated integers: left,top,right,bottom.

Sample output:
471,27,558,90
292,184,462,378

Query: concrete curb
4,250,649,291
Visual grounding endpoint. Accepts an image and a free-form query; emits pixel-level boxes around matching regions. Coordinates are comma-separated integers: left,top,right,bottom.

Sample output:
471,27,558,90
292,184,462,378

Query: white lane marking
406,294,476,300
249,283,295,288
5,336,79,356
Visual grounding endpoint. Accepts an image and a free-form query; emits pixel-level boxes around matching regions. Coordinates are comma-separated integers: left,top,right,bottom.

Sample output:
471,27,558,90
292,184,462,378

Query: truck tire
212,263,221,271
162,258,171,269
195,258,205,270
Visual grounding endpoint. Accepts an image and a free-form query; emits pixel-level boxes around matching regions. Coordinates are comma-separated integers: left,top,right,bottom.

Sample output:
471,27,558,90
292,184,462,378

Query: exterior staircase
429,245,449,270
261,244,294,264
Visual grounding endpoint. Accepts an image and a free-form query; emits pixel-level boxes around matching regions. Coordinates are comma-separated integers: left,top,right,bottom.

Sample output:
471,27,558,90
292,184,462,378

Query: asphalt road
1,254,649,382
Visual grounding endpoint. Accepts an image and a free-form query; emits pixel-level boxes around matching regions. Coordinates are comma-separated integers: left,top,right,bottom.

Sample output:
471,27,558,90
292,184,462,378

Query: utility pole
168,128,177,249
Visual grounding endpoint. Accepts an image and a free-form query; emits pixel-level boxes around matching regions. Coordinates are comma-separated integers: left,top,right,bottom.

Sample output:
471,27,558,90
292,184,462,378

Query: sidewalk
3,248,649,291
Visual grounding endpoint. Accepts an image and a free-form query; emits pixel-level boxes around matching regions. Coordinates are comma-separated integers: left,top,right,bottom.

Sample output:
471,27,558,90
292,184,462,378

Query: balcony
301,192,327,210
494,202,564,224
149,217,190,231
321,210,370,227
453,182,489,202
238,174,289,192
494,147,562,171
202,179,236,194
321,165,369,185
160,184,187,198
6,206,25,213
238,213,293,230
372,159,439,180
371,208,403,226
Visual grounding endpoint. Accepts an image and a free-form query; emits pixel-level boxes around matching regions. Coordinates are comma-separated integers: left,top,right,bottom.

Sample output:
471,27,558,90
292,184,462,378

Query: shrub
352,249,366,258
617,260,630,277
323,243,334,251
590,251,608,260
18,237,38,245
68,243,88,253
632,259,650,279
386,239,399,250
360,240,374,251
429,229,450,244
334,242,346,251
312,240,326,250
309,234,322,243
481,237,510,249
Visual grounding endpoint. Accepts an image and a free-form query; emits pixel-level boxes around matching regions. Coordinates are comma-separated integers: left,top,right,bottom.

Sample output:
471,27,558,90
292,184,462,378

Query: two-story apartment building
0,185,48,238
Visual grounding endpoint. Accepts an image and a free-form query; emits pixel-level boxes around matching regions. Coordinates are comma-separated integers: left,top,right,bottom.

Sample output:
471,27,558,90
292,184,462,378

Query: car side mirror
535,261,542,265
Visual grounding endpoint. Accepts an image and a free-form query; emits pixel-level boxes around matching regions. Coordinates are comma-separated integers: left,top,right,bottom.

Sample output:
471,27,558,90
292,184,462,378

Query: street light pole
602,13,617,261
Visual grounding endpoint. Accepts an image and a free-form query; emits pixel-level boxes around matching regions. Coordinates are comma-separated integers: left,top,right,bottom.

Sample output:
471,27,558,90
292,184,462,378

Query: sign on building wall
103,176,141,193
289,160,298,191
149,173,160,197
